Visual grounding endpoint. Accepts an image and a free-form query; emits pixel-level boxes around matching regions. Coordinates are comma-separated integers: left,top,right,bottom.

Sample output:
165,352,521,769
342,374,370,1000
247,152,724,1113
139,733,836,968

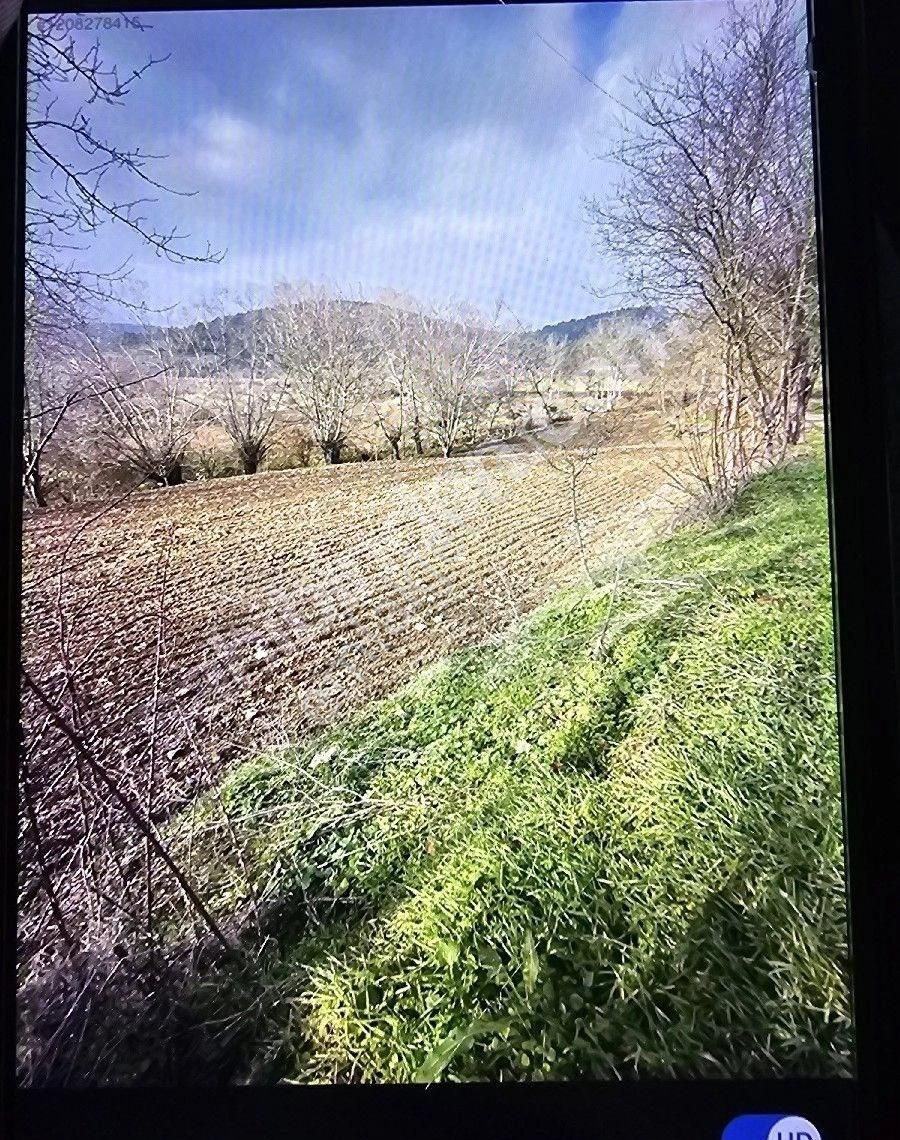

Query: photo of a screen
17,0,852,1089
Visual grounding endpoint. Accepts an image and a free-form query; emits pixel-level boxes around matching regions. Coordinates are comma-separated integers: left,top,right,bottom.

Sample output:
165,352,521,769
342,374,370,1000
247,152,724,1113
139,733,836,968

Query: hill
539,305,668,344
85,319,157,347
87,302,671,357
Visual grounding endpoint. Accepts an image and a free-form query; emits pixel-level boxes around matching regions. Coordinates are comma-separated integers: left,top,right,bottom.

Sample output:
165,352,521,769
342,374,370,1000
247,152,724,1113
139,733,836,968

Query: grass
179,445,851,1083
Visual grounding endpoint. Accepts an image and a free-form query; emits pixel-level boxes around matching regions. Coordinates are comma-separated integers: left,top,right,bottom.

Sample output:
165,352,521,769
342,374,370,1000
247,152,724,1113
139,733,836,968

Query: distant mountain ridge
88,303,670,353
88,301,377,353
539,305,668,344
86,320,153,347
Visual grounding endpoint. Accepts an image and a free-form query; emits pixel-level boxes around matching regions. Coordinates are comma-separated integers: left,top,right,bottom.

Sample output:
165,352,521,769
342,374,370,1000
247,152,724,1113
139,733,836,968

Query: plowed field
24,444,676,754
20,433,681,952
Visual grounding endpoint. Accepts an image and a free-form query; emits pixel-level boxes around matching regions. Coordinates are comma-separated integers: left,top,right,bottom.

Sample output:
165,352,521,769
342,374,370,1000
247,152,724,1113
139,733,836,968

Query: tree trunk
389,438,401,461
240,445,263,476
784,344,814,446
323,442,342,465
26,461,47,508
569,467,591,581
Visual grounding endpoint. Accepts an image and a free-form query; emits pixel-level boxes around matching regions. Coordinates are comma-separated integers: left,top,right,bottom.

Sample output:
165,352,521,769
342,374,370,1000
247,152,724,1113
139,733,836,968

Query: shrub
266,425,316,471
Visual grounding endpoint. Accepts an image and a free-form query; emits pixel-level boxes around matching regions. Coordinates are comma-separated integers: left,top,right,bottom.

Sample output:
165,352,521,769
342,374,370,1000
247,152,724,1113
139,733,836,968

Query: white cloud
588,2,731,136
92,2,756,326
185,111,272,185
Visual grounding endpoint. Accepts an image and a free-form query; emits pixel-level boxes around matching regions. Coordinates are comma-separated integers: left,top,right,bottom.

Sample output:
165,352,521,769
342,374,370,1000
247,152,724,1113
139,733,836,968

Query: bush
266,426,316,471
16,941,269,1086
189,445,239,481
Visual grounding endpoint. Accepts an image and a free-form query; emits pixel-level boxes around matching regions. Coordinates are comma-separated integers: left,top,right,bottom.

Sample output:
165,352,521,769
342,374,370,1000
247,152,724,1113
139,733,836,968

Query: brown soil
19,415,681,956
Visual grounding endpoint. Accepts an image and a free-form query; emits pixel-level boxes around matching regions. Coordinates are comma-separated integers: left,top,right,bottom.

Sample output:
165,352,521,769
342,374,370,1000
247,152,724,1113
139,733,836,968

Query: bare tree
370,391,405,461
270,286,377,465
371,295,515,459
474,358,519,442
650,318,758,515
587,0,816,506
371,302,417,460
22,20,222,503
219,373,287,477
185,301,288,476
411,305,510,457
23,296,177,505
577,320,656,409
22,295,85,507
26,20,221,312
86,328,202,487
512,333,572,427
534,404,623,582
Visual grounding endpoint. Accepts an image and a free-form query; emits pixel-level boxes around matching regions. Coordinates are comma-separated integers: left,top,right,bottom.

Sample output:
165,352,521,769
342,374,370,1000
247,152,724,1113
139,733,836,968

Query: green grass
181,447,851,1083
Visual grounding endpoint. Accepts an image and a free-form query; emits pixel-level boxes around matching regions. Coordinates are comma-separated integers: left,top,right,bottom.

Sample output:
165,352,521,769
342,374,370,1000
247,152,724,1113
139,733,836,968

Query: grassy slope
187,448,851,1082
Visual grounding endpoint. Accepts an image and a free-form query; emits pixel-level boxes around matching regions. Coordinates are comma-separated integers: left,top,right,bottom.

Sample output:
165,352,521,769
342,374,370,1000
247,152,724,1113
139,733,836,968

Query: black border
1,6,27,1140
3,1,900,1136
810,0,900,1134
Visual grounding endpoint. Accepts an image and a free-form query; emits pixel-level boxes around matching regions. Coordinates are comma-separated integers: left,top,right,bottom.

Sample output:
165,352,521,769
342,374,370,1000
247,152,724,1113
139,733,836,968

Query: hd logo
723,1115,822,1140
766,1119,822,1140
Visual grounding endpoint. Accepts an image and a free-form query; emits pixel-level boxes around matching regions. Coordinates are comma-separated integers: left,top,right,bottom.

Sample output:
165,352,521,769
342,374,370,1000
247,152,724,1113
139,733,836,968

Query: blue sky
34,2,732,326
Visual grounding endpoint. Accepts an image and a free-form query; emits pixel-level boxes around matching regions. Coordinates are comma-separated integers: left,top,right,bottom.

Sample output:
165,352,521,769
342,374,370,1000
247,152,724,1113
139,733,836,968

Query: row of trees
24,288,645,506
19,7,670,513
590,0,819,511
22,0,819,519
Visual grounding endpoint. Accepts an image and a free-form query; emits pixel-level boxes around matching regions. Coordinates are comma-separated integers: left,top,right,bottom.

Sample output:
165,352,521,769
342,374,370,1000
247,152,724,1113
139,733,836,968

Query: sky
33,2,734,327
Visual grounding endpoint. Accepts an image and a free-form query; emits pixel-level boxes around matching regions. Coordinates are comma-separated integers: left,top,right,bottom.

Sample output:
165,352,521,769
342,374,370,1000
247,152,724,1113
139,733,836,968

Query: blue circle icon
767,1118,821,1140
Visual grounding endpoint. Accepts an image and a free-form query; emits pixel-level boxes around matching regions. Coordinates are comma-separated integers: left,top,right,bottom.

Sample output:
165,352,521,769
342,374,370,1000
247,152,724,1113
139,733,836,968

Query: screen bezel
1,1,897,1135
